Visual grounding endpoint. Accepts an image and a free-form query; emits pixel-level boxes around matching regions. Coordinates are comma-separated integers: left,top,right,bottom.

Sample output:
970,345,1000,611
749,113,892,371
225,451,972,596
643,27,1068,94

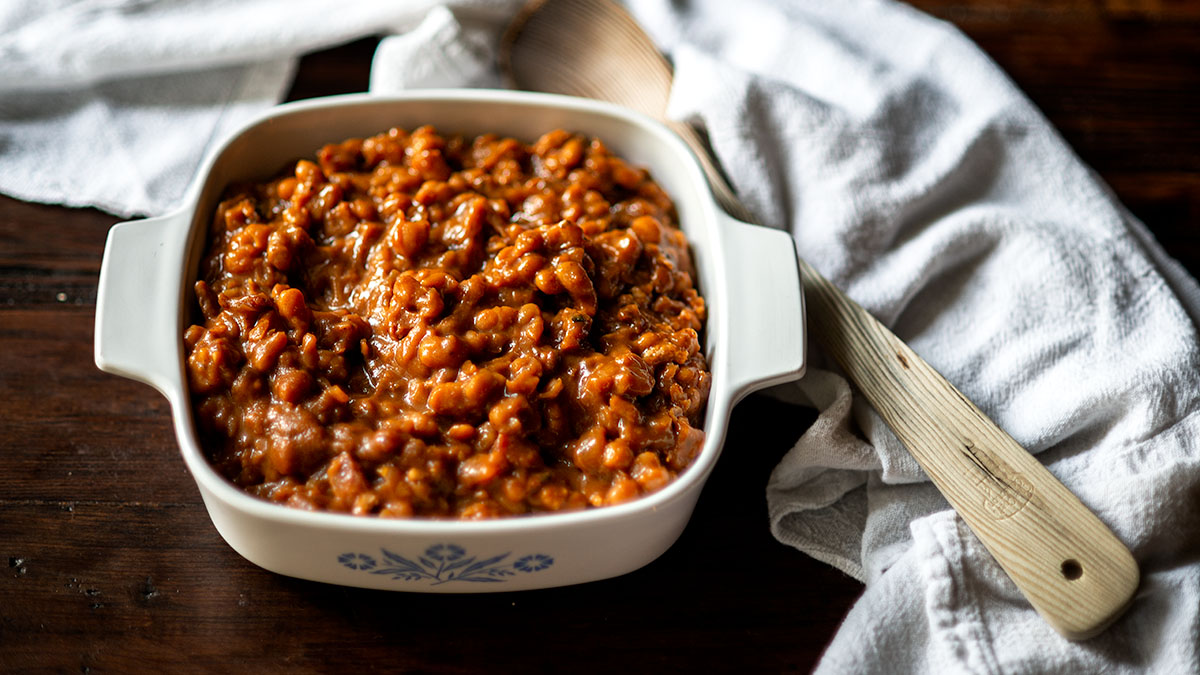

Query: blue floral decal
424,544,465,562
338,544,554,585
337,553,377,571
513,554,553,572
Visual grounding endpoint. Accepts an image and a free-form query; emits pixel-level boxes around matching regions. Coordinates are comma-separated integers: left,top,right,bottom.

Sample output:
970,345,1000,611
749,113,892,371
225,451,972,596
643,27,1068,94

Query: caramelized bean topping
185,127,710,518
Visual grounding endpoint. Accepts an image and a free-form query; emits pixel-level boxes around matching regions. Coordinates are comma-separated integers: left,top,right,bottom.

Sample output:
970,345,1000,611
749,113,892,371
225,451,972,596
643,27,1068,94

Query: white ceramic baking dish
94,90,805,592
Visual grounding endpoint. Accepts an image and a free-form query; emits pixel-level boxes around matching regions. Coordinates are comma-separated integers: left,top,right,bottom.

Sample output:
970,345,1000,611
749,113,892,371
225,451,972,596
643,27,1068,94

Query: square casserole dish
94,90,805,592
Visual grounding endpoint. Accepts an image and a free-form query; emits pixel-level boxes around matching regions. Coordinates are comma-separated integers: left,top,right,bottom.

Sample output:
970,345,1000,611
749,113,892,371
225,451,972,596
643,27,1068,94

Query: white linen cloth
4,0,1198,671
0,0,517,215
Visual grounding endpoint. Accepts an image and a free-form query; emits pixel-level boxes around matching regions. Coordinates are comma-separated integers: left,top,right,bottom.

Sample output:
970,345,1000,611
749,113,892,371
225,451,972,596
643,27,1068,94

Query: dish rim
104,88,796,536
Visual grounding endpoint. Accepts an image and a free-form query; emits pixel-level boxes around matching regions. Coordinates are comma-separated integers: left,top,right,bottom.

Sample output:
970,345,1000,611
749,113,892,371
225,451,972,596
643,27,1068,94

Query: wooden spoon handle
675,91,1138,639
798,257,1139,639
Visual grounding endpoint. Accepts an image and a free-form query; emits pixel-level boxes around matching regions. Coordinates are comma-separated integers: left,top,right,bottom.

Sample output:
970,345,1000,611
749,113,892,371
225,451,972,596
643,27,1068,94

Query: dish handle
716,213,807,401
94,211,190,398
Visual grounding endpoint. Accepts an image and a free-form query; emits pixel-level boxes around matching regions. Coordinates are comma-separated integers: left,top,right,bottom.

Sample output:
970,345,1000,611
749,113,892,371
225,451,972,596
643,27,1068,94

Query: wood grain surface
2,2,1197,671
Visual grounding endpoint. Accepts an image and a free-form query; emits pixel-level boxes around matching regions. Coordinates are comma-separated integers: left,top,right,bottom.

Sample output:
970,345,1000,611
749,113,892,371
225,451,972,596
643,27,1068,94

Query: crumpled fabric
0,0,519,215
4,0,1198,671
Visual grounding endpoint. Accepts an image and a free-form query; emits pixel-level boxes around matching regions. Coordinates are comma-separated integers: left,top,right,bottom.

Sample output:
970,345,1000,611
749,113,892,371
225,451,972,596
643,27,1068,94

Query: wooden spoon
501,0,1139,640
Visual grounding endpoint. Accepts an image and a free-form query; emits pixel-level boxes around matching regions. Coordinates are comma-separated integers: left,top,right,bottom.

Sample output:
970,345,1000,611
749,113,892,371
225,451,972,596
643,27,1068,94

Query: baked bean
186,127,711,518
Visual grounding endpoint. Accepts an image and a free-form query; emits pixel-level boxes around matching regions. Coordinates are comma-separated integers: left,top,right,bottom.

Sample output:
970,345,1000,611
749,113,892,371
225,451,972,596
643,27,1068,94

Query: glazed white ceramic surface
94,90,805,592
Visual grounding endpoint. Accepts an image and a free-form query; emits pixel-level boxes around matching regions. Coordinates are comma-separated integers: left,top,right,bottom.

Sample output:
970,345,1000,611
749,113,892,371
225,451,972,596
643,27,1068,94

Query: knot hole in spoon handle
1061,559,1083,581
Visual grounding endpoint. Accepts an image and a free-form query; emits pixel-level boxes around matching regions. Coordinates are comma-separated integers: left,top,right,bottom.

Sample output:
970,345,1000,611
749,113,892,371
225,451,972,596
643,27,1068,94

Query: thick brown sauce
184,126,710,519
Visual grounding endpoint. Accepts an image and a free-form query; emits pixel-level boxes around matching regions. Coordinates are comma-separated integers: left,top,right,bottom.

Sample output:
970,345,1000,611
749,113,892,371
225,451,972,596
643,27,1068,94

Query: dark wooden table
2,2,1197,671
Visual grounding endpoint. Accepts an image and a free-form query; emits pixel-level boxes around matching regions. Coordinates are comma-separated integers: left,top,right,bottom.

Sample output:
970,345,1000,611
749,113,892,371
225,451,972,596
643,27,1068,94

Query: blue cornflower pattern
337,544,554,585
424,544,466,562
513,554,554,572
337,553,378,571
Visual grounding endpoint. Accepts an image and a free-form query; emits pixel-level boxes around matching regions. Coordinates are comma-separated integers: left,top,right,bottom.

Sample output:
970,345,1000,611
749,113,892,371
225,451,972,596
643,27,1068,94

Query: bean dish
184,126,711,519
